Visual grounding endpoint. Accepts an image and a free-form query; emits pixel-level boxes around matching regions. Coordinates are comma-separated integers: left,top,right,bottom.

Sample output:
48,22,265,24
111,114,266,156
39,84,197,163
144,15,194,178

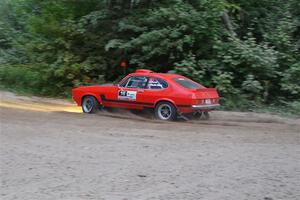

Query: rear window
173,78,202,89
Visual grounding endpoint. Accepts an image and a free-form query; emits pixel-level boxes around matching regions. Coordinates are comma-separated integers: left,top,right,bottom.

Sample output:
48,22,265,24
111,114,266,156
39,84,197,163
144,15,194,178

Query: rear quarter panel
140,83,195,108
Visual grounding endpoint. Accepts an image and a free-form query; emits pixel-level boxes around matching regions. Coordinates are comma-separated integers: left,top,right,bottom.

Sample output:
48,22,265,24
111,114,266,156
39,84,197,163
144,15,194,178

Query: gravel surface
0,91,299,200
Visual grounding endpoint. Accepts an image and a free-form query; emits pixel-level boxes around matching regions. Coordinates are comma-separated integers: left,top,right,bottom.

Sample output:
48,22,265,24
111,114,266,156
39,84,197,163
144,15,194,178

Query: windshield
173,78,203,89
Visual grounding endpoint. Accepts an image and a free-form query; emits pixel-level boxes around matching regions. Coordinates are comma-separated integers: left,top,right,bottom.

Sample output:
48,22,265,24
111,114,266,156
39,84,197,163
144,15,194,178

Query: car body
72,69,220,120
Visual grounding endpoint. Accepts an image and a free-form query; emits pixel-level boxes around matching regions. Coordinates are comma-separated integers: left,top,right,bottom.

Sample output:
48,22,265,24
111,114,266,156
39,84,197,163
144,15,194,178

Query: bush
0,65,46,95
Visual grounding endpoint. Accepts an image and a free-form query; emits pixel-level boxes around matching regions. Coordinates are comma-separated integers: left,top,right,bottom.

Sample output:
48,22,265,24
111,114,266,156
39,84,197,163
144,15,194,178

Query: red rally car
72,69,220,121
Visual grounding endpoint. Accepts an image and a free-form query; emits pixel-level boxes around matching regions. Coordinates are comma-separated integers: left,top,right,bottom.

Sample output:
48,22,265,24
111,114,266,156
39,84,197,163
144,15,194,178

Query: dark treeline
0,0,299,110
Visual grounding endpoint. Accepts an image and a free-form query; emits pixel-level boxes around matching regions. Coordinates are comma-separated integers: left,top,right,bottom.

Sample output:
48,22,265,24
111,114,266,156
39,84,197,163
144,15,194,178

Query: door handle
137,90,144,93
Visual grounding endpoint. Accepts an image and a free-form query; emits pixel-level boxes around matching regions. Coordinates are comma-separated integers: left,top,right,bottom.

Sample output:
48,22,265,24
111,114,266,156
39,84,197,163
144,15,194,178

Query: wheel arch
81,93,102,106
154,98,177,109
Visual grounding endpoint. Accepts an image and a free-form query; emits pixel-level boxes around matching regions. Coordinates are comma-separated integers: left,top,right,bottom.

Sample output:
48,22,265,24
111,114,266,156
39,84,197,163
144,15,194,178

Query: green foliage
242,75,263,95
285,101,300,115
212,72,237,95
280,62,300,97
0,0,299,112
0,65,44,95
106,0,224,71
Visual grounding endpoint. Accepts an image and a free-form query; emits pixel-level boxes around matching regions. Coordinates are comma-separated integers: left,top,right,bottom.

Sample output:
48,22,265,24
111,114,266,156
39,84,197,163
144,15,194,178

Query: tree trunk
221,11,237,37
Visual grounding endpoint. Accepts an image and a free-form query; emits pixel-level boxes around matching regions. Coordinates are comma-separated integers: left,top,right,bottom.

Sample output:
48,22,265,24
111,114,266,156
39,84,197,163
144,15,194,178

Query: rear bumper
178,104,220,113
191,104,220,109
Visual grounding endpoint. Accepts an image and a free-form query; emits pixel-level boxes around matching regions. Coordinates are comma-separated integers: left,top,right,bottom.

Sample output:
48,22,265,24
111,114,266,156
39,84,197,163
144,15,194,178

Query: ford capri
72,69,220,121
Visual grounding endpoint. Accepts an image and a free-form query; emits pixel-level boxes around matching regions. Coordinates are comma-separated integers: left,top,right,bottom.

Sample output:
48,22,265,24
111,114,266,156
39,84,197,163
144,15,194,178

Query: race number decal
118,90,137,101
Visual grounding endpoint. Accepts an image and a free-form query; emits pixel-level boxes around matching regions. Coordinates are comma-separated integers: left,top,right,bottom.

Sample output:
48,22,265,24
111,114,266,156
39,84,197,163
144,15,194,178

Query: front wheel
82,96,100,113
155,102,177,121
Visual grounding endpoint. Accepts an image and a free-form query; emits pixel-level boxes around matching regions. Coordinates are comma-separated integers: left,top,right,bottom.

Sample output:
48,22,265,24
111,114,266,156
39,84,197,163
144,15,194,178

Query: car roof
128,69,184,81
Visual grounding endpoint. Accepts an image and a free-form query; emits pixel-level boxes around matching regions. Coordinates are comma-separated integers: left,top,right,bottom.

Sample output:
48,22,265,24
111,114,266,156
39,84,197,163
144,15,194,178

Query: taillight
198,99,219,104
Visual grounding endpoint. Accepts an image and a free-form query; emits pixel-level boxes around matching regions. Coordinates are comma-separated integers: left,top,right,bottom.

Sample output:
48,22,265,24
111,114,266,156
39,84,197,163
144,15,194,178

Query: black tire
155,101,177,121
82,96,100,114
191,112,202,120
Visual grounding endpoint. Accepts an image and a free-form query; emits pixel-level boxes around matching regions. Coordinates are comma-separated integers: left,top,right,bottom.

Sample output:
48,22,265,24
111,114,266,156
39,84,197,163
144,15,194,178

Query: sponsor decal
118,90,137,101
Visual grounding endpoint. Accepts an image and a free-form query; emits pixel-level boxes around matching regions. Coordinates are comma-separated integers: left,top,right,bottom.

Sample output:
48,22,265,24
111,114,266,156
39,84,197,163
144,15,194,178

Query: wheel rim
158,104,172,120
83,98,93,112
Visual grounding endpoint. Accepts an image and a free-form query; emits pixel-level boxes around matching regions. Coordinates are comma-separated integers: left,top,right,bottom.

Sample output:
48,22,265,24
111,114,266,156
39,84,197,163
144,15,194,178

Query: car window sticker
118,90,137,101
148,78,163,89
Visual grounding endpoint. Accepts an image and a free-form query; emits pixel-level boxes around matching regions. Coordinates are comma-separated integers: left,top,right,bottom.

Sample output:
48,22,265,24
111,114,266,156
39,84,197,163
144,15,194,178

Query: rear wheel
82,96,100,113
155,102,177,121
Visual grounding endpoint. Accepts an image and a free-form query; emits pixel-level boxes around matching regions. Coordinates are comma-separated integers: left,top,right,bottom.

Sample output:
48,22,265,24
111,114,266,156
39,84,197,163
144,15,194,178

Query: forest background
0,0,299,114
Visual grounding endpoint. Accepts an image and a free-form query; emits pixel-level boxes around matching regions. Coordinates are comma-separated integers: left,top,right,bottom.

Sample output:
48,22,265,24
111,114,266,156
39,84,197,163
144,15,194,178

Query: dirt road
0,91,299,200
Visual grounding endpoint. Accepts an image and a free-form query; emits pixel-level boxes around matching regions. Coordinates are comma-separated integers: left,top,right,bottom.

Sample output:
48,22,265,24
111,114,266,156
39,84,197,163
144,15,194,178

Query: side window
125,76,148,89
147,78,168,90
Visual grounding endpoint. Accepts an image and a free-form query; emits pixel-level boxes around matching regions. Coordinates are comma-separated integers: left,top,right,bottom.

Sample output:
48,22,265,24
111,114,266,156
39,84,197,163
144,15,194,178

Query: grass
0,84,74,102
252,103,300,118
0,84,38,96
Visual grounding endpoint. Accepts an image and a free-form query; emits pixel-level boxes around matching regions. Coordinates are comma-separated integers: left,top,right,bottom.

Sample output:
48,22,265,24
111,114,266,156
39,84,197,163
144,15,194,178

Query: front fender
72,90,102,106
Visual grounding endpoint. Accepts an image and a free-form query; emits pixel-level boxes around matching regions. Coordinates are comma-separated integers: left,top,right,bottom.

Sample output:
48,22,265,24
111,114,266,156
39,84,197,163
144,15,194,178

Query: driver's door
104,76,148,109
